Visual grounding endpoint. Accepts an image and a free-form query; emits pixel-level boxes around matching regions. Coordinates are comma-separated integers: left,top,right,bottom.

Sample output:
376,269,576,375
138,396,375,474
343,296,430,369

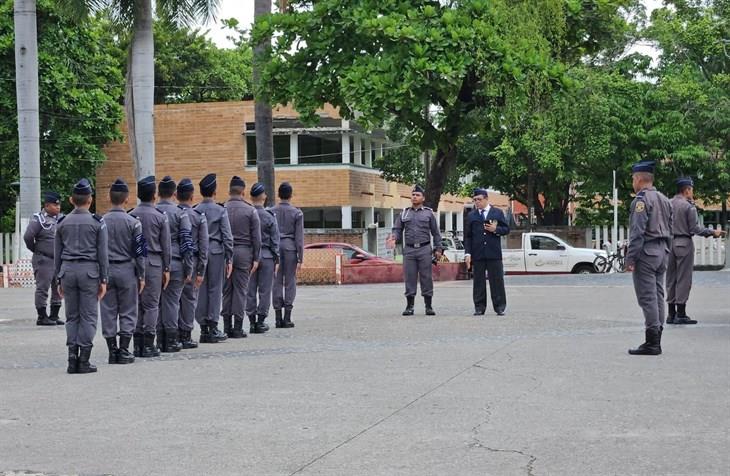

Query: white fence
1,232,19,266
588,225,726,268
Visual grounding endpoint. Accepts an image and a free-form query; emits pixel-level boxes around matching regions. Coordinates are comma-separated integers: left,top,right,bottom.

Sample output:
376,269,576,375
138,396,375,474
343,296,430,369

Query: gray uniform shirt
157,199,194,278
225,196,262,261
179,203,209,278
129,202,172,271
392,206,443,249
256,205,280,260
195,198,233,263
24,210,61,257
671,195,714,239
271,201,304,263
103,206,146,280
54,208,109,282
626,186,673,267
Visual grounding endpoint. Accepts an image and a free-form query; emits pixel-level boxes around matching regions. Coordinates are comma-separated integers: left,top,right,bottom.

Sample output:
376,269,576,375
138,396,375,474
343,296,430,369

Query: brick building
96,101,490,233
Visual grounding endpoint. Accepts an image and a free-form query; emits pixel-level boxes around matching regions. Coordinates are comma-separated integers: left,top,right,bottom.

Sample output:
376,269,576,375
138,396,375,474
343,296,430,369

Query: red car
304,242,392,264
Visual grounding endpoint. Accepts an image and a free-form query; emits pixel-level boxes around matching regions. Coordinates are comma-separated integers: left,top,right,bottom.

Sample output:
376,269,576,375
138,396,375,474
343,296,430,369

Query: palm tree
60,0,219,180
14,0,41,248
254,0,275,206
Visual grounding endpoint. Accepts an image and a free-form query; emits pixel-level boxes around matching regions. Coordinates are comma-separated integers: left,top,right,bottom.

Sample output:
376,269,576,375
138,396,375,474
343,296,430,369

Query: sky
206,0,666,51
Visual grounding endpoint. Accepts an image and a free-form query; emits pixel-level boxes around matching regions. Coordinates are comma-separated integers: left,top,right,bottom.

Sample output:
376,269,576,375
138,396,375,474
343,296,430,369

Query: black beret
137,175,156,197
199,173,217,194
631,161,655,174
44,191,61,204
110,178,128,193
676,177,694,188
159,175,176,194
230,175,245,188
73,178,93,196
251,182,265,197
412,184,425,194
177,178,194,193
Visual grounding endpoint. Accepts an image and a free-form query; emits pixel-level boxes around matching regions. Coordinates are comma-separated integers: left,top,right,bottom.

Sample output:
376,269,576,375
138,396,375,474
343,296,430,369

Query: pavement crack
468,437,538,476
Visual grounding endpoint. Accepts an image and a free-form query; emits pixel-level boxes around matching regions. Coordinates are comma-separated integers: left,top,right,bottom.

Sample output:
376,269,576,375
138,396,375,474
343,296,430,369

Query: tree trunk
14,0,40,250
424,145,457,212
254,0,275,207
126,0,155,180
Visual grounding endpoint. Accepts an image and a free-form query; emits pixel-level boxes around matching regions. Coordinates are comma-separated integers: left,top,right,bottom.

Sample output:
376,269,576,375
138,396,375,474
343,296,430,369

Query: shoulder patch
266,209,275,216
636,190,646,198
92,213,104,222
193,208,204,215
56,215,66,224
155,207,165,215
423,206,433,211
634,201,645,213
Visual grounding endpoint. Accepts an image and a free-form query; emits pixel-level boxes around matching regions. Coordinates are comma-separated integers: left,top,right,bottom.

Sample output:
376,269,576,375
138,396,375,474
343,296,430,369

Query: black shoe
162,328,182,352
106,336,119,364
133,333,143,357
67,345,79,374
179,329,198,349
50,304,64,325
283,309,295,328
628,328,662,355
36,307,56,326
141,333,161,357
424,296,435,316
275,309,284,328
496,309,506,316
77,346,98,374
675,304,697,325
156,327,167,352
666,303,677,324
200,321,227,343
256,315,270,333
117,335,135,364
222,315,233,336
228,316,247,338
473,309,485,316
402,296,415,316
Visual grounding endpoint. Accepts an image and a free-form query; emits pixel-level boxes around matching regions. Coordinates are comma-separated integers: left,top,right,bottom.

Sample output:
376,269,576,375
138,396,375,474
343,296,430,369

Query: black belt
405,241,431,248
673,235,690,238
110,259,132,264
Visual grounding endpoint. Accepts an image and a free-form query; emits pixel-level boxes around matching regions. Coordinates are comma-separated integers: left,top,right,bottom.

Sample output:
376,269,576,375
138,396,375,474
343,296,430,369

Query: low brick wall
304,229,364,247
341,262,467,285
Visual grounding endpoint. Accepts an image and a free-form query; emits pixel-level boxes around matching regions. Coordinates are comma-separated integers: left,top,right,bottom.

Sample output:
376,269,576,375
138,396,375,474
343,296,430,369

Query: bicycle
593,242,627,273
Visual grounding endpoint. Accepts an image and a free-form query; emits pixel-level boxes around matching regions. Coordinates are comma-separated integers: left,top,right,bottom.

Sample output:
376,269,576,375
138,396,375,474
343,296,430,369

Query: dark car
304,242,392,264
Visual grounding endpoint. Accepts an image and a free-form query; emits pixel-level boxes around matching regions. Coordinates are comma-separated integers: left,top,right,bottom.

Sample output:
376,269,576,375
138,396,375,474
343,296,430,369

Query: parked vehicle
440,234,466,262
503,233,606,274
304,242,392,265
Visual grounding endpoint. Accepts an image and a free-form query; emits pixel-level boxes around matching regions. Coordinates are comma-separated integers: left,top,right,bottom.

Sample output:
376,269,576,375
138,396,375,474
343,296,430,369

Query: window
246,135,290,166
302,208,342,229
298,134,342,164
530,236,561,251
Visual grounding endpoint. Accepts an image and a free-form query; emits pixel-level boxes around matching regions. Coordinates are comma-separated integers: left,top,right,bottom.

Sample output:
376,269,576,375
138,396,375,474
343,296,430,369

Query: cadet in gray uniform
222,176,261,338
625,161,673,356
391,185,443,316
157,176,194,352
24,191,64,326
54,179,108,374
666,177,725,325
246,183,279,334
130,175,171,358
177,178,208,349
100,179,146,365
195,173,233,343
271,182,303,328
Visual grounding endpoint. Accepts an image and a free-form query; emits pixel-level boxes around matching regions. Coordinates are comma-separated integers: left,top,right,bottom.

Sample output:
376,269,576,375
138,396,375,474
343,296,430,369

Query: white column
445,211,453,232
353,136,362,165
341,133,350,164
290,133,298,165
385,208,394,229
456,211,464,233
365,207,375,227
363,138,372,167
341,205,352,229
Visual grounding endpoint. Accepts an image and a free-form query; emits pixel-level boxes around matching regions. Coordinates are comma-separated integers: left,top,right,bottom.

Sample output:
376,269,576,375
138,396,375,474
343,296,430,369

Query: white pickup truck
503,232,606,274
440,235,466,263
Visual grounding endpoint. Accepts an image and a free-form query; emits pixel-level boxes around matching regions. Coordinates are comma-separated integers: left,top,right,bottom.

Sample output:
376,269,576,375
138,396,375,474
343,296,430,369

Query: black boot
179,329,198,349
674,304,697,325
252,315,269,334
77,346,98,374
248,314,257,334
402,296,415,316
156,327,167,352
628,327,662,355
424,296,436,316
133,333,143,357
117,335,135,364
228,316,247,338
141,333,160,357
67,345,79,374
666,303,677,324
201,320,227,343
36,307,56,326
106,336,119,364
223,315,233,336
283,309,295,328
50,304,64,325
163,328,182,352
275,309,284,328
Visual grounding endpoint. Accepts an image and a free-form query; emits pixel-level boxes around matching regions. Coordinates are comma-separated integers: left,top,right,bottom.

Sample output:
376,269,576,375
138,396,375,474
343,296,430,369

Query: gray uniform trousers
196,252,225,324
100,261,138,338
403,244,434,297
159,258,185,330
666,238,694,304
273,249,298,310
60,261,100,347
222,246,254,318
137,255,163,334
179,256,202,331
33,254,61,308
632,251,668,330
246,257,275,317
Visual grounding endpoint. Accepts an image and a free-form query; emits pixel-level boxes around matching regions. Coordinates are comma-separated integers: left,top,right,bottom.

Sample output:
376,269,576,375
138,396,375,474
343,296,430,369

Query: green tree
0,0,124,231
